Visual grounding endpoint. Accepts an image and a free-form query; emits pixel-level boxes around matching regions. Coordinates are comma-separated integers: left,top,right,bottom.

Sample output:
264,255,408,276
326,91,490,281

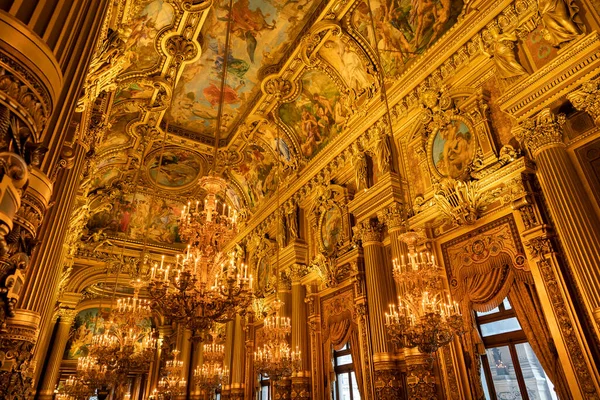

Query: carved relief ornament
515,108,565,158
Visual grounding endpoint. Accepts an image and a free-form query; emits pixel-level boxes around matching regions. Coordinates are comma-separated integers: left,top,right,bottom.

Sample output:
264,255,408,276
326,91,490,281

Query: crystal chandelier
156,350,187,399
193,328,228,394
57,376,92,400
385,232,463,356
194,362,229,393
253,299,301,381
149,246,253,341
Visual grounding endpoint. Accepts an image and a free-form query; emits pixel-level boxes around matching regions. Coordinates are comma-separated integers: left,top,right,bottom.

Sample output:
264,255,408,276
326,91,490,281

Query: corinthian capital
567,78,600,126
57,307,78,325
515,109,565,158
353,220,384,245
377,202,406,232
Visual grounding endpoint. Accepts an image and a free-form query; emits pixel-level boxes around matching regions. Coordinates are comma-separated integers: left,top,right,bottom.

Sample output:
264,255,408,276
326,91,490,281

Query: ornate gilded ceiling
80,0,465,249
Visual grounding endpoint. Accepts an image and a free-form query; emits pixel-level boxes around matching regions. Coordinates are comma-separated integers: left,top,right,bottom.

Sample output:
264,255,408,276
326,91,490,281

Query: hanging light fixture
149,0,253,341
193,327,228,395
252,114,300,382
384,231,463,356
156,350,187,399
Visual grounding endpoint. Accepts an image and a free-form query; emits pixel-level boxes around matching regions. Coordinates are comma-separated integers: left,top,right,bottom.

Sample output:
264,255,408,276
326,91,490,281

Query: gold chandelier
253,299,301,381
193,328,228,394
385,232,463,356
154,350,187,400
149,247,253,340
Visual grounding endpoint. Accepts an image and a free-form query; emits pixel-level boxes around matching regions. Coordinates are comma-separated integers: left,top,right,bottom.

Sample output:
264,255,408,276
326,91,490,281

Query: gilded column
354,219,402,399
305,283,324,400
244,315,256,400
176,327,192,400
221,320,235,400
37,305,78,400
0,1,109,393
230,315,246,400
290,264,310,399
511,174,600,398
516,109,600,334
275,288,293,400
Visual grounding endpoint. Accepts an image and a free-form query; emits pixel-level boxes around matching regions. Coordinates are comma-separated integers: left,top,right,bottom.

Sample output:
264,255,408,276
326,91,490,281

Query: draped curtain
454,254,571,400
323,310,364,399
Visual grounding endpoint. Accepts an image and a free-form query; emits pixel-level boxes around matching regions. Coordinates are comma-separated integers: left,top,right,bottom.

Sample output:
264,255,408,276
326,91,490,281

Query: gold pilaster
354,219,402,399
516,109,600,332
291,264,310,399
230,315,245,400
37,298,80,400
511,175,600,398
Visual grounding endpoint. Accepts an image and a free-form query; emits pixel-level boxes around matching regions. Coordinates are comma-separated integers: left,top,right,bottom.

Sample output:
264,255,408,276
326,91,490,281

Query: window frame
475,300,541,400
332,343,359,400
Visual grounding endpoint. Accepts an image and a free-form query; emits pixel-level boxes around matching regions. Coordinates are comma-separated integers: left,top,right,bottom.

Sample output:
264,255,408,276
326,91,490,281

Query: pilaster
516,109,600,335
291,264,310,399
353,219,402,399
510,172,600,398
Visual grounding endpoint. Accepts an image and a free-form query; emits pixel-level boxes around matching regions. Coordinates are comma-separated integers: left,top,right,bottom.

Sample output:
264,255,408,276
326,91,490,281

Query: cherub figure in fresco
300,110,321,157
228,0,276,63
312,93,335,118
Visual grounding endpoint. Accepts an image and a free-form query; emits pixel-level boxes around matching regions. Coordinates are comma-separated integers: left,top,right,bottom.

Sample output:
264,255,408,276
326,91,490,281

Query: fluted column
354,219,402,399
516,108,600,334
290,264,310,399
221,320,235,400
177,327,192,400
304,283,323,400
37,305,78,400
244,315,255,400
230,315,246,400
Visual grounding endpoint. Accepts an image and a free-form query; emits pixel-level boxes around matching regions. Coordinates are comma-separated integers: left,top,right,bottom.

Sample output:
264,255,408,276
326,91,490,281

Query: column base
291,376,311,399
374,361,404,400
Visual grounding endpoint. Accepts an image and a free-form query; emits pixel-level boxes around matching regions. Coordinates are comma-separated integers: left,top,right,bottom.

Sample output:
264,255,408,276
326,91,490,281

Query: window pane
503,298,512,310
480,317,522,337
480,361,491,400
351,371,361,400
476,307,500,317
515,342,558,400
337,372,351,400
336,354,353,366
485,345,523,399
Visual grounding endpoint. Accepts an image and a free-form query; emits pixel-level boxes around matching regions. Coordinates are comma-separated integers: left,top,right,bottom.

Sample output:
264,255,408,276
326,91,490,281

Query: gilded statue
286,203,299,240
480,25,528,79
351,144,368,191
375,129,393,173
537,0,585,47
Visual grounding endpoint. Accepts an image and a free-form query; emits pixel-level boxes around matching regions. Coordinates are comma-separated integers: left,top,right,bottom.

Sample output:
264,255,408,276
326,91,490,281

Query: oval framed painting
319,205,343,256
145,147,204,190
429,119,476,180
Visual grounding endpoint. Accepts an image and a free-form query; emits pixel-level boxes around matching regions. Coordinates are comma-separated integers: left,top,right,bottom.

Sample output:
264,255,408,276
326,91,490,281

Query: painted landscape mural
64,308,104,359
167,0,322,137
279,70,342,159
351,0,464,76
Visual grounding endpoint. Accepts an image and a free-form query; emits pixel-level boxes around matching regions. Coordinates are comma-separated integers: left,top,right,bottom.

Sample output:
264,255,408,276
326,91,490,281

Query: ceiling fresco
75,0,466,252
166,0,324,141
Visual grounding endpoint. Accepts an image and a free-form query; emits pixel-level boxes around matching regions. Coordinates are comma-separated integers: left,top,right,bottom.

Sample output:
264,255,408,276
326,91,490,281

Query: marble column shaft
37,308,78,400
291,278,310,399
17,144,87,379
230,314,246,400
519,109,600,329
361,228,395,355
